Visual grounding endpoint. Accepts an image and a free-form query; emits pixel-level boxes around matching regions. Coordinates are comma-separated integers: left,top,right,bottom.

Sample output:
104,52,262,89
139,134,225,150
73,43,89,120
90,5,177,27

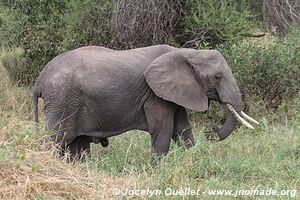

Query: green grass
83,103,299,199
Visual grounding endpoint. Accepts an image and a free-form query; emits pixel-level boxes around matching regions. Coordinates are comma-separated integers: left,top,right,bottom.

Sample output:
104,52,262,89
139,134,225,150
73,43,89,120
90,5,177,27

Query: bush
60,0,115,51
181,0,253,48
236,0,263,21
0,48,32,120
0,48,26,84
0,0,66,85
0,0,115,85
220,28,300,110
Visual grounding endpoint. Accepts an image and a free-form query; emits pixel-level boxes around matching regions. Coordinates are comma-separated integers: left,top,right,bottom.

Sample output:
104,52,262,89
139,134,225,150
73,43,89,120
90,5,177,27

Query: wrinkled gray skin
33,45,244,159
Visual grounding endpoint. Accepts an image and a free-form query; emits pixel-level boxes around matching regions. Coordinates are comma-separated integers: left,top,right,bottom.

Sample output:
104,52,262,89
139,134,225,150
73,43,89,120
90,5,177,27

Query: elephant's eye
215,74,222,81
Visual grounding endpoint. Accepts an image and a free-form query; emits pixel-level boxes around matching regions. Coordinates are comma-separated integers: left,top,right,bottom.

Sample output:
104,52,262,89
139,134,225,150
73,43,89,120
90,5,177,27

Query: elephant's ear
144,50,208,112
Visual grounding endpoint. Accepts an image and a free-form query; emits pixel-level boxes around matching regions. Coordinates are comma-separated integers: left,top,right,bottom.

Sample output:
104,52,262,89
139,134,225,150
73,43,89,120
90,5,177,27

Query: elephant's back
35,46,152,101
40,46,114,74
37,45,176,83
41,46,150,78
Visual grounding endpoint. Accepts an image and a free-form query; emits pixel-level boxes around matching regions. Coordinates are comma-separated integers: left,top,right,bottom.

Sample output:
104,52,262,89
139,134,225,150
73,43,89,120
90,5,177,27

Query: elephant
32,45,259,159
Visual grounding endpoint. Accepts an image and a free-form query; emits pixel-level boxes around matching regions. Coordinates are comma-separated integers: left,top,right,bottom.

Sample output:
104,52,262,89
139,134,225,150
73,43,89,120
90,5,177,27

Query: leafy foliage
0,0,115,85
60,0,115,51
0,48,26,85
236,0,263,20
181,0,253,48
220,28,300,110
0,0,66,85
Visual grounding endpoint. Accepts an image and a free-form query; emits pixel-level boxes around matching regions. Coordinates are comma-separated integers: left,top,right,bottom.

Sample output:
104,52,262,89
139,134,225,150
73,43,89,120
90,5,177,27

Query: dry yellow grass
0,121,133,200
0,150,132,199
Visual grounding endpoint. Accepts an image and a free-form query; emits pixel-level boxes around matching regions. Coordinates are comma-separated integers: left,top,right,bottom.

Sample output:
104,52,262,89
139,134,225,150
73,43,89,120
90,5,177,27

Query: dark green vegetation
221,28,300,110
0,0,299,199
0,0,115,85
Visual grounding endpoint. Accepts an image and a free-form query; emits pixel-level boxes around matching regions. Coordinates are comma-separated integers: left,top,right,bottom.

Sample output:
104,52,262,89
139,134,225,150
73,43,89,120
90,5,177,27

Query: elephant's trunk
216,103,243,140
216,113,236,140
214,103,259,141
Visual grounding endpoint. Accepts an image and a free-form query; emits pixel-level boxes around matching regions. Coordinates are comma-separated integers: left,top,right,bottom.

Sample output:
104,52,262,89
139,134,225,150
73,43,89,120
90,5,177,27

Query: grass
0,50,299,199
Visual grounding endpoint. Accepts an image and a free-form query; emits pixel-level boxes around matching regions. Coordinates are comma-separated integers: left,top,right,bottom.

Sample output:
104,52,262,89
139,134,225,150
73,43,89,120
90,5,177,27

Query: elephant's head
144,49,259,141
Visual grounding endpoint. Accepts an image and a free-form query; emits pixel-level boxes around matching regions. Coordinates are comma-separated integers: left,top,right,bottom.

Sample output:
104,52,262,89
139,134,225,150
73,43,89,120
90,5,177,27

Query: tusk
226,104,254,129
241,111,259,125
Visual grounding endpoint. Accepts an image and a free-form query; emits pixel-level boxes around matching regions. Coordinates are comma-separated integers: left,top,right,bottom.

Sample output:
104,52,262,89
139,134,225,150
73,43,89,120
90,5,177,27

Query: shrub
181,0,253,48
0,48,26,84
0,0,115,85
0,0,66,85
220,28,300,110
60,0,115,51
236,0,263,21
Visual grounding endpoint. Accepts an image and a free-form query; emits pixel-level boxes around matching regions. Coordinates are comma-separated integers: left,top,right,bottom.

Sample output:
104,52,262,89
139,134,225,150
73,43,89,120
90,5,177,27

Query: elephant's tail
33,90,40,124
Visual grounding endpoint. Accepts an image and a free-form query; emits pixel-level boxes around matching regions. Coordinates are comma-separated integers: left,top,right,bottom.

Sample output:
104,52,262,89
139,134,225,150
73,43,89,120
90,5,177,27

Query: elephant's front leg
144,101,177,161
172,107,195,148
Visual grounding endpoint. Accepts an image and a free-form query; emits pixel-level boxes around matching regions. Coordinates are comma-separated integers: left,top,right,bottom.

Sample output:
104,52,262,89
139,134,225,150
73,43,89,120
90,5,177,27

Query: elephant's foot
91,137,109,147
150,153,164,166
67,135,91,160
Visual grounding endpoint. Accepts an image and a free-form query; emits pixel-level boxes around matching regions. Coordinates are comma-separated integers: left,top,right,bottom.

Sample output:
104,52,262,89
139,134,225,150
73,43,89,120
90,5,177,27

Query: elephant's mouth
206,89,220,102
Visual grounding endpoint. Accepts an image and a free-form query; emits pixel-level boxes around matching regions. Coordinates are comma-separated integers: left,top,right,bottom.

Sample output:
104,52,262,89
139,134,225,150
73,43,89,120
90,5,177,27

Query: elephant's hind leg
172,107,195,148
62,136,109,160
67,136,92,159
